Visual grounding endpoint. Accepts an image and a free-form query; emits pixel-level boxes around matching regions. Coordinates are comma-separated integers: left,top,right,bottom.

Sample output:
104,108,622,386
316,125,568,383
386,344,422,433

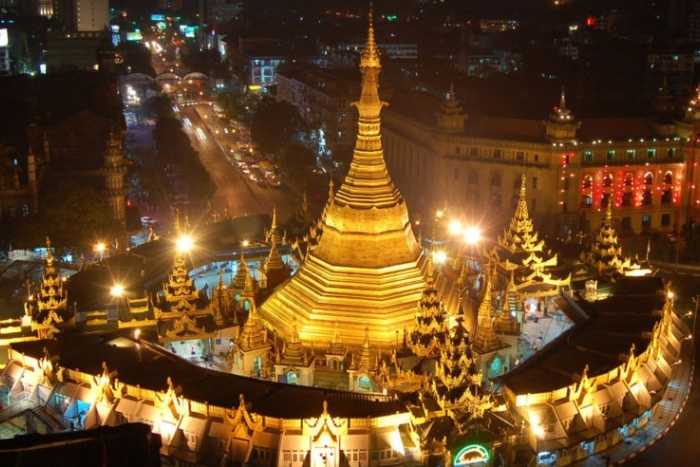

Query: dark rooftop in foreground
10,332,406,420
499,276,666,395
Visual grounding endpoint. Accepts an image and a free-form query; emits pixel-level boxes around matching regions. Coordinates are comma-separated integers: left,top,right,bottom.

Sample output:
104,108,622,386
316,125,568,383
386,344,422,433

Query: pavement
569,339,695,466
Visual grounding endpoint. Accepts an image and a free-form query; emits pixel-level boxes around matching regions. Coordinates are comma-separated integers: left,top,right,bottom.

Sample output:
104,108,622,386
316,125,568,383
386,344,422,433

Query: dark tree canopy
251,98,307,154
25,179,121,250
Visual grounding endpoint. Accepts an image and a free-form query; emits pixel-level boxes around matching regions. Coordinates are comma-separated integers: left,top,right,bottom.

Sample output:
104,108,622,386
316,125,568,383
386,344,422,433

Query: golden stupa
259,12,427,348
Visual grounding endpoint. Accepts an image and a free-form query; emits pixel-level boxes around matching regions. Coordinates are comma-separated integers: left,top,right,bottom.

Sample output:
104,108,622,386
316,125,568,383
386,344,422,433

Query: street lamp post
688,295,700,340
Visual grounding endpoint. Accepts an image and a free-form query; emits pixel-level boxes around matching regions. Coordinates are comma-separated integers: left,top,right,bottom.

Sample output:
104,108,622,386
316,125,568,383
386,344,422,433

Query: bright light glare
449,220,462,235
177,236,193,252
463,227,481,245
434,251,447,263
96,243,105,253
111,284,124,297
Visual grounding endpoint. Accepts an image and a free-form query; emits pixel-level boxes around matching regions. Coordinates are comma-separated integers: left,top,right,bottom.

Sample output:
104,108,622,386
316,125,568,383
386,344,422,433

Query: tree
33,179,120,251
0,140,19,189
251,99,307,154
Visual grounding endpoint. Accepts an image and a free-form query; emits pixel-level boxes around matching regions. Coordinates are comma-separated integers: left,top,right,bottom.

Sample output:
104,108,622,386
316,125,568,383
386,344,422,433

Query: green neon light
454,444,490,466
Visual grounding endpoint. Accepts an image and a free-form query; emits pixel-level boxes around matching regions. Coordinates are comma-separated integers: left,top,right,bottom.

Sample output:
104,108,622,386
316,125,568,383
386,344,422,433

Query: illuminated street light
111,284,124,298
177,235,194,253
463,227,481,245
95,242,106,262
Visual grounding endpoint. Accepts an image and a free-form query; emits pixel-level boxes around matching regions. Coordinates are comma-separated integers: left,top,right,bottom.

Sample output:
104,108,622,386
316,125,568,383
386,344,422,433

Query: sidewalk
570,341,695,466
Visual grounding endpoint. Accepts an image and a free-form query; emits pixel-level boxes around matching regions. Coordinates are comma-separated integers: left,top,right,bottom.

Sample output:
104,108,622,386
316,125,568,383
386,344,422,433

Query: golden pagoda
485,173,570,299
29,237,73,338
259,10,426,348
580,202,629,278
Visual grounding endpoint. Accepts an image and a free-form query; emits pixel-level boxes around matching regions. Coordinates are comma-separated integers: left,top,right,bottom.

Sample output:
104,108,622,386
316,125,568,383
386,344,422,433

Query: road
177,105,297,224
624,269,700,465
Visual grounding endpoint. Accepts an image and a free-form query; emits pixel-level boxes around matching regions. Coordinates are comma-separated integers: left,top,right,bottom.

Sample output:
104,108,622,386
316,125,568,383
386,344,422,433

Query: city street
125,105,297,243
178,105,296,225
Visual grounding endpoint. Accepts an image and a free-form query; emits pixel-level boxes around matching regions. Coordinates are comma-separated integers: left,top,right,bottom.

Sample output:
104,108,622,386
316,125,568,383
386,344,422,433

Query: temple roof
500,276,666,395
10,334,406,419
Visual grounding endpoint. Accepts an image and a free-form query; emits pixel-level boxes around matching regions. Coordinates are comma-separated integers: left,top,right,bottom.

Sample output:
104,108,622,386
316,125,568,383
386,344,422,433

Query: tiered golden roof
472,274,505,354
32,237,71,332
278,319,313,367
409,253,449,356
493,274,521,336
580,202,629,277
259,12,426,348
237,302,269,353
487,174,570,295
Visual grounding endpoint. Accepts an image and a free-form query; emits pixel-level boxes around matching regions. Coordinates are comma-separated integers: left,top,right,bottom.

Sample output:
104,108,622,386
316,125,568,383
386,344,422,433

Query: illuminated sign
0,28,8,47
151,14,165,21
454,445,490,466
185,26,197,38
126,30,143,42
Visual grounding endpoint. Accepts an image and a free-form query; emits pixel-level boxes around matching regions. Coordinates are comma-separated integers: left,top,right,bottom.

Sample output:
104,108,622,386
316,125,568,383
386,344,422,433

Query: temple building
259,13,431,349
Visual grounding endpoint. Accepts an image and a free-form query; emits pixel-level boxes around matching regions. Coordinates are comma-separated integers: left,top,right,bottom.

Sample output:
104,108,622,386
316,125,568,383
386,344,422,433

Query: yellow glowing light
449,220,462,235
111,284,124,297
463,227,481,245
177,236,194,253
434,251,447,263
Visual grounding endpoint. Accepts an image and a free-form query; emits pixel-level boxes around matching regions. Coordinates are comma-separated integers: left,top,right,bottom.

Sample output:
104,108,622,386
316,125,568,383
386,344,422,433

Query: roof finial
361,1,380,69
559,86,566,110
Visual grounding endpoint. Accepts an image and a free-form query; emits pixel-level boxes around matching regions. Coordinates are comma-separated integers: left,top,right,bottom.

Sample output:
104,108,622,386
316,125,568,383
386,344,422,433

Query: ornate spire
472,274,502,354
545,86,579,142
360,3,380,70
436,82,468,132
331,2,401,210
257,0,426,349
237,302,269,352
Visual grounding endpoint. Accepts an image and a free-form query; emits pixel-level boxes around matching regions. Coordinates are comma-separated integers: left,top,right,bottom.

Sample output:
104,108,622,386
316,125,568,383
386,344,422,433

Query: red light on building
586,17,596,27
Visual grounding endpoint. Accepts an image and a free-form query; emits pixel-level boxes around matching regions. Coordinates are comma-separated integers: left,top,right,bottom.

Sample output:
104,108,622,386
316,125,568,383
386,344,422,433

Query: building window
621,192,632,206
584,151,593,162
469,147,478,156
455,146,460,154
491,173,501,187
603,174,613,187
664,171,673,184
643,189,652,205
534,154,539,162
493,149,502,159
626,149,635,160
667,148,676,159
582,175,593,189
647,148,656,159
606,150,615,160
516,151,524,161
532,177,538,189
622,217,632,229
661,189,672,204
642,215,651,228
661,214,671,226
582,194,593,208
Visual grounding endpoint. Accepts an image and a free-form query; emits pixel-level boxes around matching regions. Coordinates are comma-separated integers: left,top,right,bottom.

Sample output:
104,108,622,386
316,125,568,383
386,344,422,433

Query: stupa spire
257,1,427,349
